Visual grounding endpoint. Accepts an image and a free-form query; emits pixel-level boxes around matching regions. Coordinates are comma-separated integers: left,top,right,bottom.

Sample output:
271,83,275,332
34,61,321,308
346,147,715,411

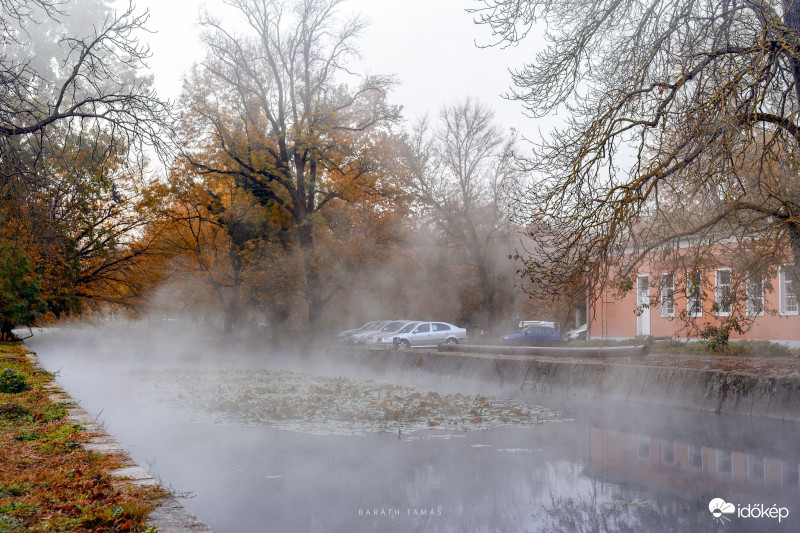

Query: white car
377,321,467,348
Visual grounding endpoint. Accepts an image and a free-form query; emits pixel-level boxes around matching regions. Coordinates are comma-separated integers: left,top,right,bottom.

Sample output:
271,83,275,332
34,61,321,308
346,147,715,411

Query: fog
26,321,800,532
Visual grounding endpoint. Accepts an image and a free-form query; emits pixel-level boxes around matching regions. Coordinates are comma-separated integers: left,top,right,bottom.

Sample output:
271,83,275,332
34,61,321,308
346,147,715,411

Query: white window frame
746,274,764,317
687,270,702,317
660,273,675,317
780,266,799,316
715,268,732,317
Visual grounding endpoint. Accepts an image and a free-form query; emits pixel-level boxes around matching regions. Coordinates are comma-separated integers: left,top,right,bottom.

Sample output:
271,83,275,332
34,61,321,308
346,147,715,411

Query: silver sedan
376,321,467,348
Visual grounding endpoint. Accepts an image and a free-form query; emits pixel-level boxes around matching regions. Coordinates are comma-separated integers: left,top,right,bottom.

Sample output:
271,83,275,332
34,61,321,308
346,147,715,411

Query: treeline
0,0,579,339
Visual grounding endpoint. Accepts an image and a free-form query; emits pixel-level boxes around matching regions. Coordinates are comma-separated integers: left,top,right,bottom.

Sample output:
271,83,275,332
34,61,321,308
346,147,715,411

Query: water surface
27,326,800,532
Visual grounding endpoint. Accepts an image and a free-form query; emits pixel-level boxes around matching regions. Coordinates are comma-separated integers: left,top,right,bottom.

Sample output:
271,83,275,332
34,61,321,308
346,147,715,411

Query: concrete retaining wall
321,347,800,423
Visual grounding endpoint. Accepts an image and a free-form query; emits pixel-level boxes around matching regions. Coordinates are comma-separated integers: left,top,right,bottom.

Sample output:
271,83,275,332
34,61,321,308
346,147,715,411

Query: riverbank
320,346,800,422
0,343,212,532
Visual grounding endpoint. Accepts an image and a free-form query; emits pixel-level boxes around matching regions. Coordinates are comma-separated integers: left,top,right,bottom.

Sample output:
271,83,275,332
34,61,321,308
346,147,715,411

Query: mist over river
27,324,800,532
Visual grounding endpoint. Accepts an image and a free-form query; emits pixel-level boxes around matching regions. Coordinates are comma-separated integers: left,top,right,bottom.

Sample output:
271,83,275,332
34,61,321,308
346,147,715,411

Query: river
27,324,800,532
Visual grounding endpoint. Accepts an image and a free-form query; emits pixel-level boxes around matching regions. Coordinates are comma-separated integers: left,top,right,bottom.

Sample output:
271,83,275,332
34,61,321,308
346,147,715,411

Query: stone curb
25,349,215,533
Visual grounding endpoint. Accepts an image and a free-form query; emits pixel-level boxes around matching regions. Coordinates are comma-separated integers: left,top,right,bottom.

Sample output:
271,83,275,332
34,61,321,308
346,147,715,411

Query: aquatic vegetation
136,369,561,436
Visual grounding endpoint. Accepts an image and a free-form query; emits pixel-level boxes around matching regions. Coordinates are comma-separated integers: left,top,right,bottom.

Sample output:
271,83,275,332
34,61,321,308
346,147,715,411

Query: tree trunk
1,321,15,341
223,249,243,335
297,222,323,331
476,259,497,324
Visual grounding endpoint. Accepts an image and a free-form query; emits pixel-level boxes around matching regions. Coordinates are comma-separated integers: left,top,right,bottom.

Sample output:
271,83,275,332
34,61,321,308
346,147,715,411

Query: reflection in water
540,480,702,533
27,328,800,532
576,423,800,533
588,427,800,499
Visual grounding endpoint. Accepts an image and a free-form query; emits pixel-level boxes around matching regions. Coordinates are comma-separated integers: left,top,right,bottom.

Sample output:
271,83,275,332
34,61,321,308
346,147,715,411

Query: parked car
337,321,383,343
563,324,588,341
345,320,390,344
377,321,467,348
353,320,410,344
372,321,420,346
501,323,563,346
362,320,418,345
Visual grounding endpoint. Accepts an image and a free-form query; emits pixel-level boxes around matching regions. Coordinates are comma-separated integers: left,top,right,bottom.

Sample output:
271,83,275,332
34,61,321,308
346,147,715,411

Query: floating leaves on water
133,369,560,436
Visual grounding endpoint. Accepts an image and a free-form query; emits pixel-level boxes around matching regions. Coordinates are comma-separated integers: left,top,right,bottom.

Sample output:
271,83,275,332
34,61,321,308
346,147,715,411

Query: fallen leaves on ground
0,344,163,532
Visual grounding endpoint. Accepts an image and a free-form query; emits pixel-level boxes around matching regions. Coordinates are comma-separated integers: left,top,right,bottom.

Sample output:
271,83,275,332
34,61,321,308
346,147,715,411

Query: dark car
501,323,563,346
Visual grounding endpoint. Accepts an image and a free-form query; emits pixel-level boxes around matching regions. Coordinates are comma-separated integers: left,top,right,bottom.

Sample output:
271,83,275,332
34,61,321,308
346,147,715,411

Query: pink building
589,248,800,346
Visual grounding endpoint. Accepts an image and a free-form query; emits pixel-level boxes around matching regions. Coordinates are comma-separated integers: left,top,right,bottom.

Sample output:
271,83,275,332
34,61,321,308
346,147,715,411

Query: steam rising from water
26,321,800,533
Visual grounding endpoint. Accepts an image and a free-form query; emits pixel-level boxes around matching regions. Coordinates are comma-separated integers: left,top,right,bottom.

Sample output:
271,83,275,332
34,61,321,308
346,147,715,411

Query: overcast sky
136,0,543,138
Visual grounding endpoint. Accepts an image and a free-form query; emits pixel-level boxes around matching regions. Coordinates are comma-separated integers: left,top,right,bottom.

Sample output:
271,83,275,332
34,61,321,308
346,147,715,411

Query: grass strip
0,343,165,532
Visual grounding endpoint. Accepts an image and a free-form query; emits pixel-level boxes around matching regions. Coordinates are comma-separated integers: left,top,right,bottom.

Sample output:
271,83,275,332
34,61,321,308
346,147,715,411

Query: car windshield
380,321,404,332
398,322,419,333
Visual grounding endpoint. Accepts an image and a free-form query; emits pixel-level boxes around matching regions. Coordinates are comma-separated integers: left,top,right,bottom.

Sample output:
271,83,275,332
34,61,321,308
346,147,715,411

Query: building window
637,436,650,460
687,270,702,317
747,275,764,316
715,269,732,316
717,449,733,475
747,454,765,483
689,444,703,471
780,266,799,315
661,440,675,465
661,274,675,317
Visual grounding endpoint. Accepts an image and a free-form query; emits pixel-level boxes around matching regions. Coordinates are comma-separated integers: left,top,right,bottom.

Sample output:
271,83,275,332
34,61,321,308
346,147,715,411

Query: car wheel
396,339,410,348
445,337,458,345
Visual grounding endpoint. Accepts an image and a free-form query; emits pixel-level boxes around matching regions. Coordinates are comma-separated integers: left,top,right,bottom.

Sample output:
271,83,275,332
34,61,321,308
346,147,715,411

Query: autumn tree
408,99,519,327
180,0,399,329
7,134,168,314
0,240,46,340
152,160,290,333
472,0,800,320
0,0,173,316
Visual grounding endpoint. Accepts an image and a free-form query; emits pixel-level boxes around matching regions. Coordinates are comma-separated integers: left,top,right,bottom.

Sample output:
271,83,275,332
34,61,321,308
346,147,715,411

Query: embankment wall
320,347,800,423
